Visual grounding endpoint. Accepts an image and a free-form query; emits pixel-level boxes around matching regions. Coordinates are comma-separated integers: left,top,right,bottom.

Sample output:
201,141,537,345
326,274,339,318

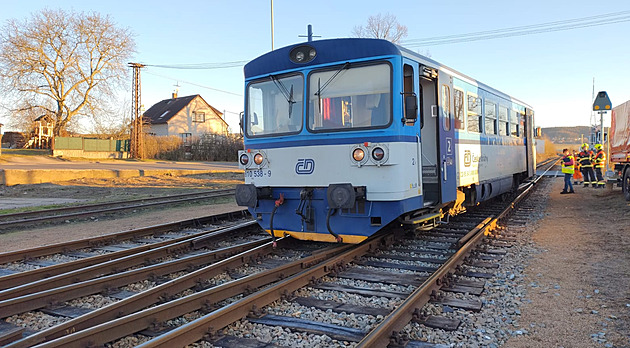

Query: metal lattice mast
129,63,145,159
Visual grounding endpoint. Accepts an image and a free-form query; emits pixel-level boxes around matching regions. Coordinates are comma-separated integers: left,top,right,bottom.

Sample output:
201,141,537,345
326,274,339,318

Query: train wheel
623,169,630,201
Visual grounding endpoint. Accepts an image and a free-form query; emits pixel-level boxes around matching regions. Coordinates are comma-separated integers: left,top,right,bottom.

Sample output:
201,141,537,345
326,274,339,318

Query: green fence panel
54,137,83,150
83,138,110,152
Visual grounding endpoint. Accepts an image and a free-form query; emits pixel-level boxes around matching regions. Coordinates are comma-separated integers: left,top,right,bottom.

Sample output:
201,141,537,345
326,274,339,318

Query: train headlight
289,45,316,64
372,147,385,161
254,153,264,165
239,153,249,166
352,148,365,162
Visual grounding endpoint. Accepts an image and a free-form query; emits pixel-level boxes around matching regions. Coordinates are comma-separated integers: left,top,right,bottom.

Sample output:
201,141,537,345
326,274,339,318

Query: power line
144,71,243,97
402,10,630,47
145,60,248,70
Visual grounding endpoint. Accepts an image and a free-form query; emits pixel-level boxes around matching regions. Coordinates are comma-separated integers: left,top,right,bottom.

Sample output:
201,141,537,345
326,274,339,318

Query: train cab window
246,74,304,137
484,101,497,135
442,85,451,131
308,63,391,131
454,89,464,130
467,93,482,133
499,106,509,136
510,110,519,137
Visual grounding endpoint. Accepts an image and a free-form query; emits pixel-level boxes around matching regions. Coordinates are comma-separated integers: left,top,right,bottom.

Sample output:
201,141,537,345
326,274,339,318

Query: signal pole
270,0,274,50
129,63,145,159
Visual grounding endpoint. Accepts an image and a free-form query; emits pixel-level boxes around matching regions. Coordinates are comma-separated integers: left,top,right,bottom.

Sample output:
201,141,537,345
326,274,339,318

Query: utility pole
270,0,274,50
129,62,145,159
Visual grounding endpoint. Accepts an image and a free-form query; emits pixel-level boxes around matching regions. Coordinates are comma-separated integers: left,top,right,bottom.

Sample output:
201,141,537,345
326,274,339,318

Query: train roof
244,38,531,109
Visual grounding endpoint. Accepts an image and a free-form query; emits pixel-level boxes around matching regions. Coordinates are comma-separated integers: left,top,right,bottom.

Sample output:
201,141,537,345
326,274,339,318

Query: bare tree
352,13,408,44
0,9,136,135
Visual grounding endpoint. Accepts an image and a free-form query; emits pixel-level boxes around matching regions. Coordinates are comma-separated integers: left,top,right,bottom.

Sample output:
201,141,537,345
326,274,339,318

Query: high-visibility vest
562,155,575,174
593,150,606,168
578,151,592,167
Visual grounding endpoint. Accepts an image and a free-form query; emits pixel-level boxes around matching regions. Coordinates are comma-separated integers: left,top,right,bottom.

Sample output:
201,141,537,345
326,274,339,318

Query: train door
419,67,439,204
525,108,536,177
419,66,457,205
403,59,422,197
437,72,457,204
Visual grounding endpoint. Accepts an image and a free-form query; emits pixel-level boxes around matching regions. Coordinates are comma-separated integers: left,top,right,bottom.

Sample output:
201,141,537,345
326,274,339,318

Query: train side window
403,64,417,125
484,101,497,135
510,110,518,137
519,114,525,138
453,89,464,130
442,85,451,131
467,93,481,133
499,106,508,136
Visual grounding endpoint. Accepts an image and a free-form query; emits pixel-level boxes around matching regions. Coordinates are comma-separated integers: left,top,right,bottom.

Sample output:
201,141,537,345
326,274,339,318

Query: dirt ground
505,179,630,348
0,172,245,252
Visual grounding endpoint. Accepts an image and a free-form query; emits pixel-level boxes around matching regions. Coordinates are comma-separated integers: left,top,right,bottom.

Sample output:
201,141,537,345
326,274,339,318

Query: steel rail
0,209,249,264
0,189,235,230
355,158,559,347
5,237,293,348
0,221,258,299
129,233,398,348
27,239,357,348
0,238,268,319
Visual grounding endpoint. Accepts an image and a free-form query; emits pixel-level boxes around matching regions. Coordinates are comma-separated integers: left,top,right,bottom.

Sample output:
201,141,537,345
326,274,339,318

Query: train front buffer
234,144,414,244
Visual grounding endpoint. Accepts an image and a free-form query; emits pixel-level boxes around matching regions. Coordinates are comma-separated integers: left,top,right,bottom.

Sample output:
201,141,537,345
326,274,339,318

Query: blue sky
1,0,629,133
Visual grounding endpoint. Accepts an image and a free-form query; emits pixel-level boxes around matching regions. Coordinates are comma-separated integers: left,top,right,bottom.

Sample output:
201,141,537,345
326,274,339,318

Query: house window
193,112,206,123
180,133,192,144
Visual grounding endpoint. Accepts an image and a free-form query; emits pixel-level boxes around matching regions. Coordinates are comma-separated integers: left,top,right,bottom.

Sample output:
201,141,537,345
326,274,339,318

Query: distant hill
541,126,591,144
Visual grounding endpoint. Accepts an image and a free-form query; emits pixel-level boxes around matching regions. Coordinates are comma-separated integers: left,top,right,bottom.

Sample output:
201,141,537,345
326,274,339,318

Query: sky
1,0,629,133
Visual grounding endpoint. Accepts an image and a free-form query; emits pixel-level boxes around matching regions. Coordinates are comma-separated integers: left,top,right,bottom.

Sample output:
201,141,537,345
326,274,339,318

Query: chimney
172,92,178,99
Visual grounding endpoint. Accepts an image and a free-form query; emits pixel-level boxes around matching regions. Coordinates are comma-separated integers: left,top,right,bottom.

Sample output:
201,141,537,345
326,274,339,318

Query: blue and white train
236,38,536,244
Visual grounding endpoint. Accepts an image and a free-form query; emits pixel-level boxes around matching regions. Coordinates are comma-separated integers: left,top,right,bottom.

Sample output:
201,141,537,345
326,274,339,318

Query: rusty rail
0,189,235,230
0,220,257,299
0,209,249,264
21,238,358,348
355,156,559,347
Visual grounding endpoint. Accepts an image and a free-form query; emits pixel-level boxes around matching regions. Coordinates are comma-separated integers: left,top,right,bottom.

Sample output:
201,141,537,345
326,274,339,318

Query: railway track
0,161,558,347
0,189,235,231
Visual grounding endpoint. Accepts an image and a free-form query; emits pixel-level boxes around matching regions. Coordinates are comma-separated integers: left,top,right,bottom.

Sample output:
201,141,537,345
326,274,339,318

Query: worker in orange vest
577,143,596,187
560,148,575,194
593,143,606,188
572,150,583,185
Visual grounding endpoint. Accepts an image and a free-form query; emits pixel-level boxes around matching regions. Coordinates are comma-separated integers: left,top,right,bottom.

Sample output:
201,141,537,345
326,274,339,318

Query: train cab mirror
239,111,244,136
535,127,542,138
404,95,418,124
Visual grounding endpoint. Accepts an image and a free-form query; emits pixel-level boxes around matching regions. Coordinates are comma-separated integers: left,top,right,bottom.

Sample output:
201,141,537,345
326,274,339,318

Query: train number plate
245,169,272,178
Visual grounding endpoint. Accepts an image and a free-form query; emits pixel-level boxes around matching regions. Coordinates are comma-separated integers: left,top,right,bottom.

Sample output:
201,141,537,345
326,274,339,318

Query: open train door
525,108,536,177
437,71,457,204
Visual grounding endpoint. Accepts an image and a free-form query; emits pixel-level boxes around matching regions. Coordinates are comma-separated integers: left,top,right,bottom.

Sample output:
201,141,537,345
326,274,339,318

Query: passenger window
510,110,518,137
442,85,451,131
484,101,497,135
499,106,509,136
467,93,482,133
454,89,464,130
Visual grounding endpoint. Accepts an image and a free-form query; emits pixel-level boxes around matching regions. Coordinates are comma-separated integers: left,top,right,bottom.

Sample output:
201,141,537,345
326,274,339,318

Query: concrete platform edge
0,169,232,186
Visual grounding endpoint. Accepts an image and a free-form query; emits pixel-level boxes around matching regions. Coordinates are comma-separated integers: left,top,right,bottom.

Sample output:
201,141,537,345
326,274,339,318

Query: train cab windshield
246,74,304,137
308,63,391,131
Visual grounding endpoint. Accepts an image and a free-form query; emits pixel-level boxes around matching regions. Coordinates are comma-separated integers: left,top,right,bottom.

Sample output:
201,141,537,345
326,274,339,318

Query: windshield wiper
315,62,350,117
314,62,350,97
270,75,296,118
